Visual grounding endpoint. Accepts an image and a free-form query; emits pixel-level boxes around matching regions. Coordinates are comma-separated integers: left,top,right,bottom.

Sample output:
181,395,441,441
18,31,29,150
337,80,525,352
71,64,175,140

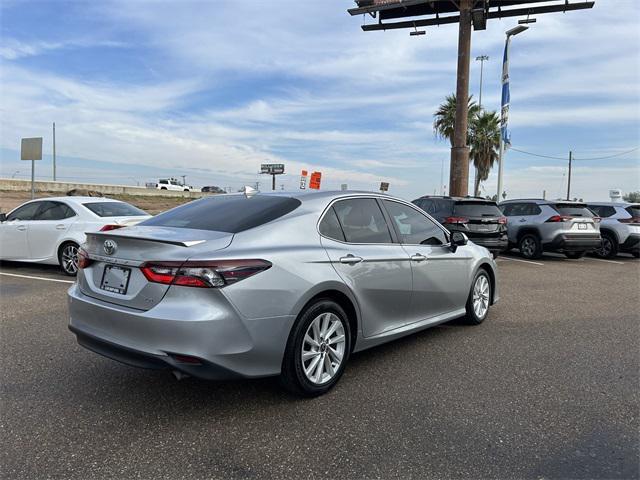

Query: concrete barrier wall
0,178,211,198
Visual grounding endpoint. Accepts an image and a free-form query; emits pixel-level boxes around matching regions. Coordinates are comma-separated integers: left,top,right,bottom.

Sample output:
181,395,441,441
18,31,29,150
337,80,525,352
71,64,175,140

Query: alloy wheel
596,237,612,257
301,312,346,385
472,275,490,319
61,244,79,275
521,237,536,258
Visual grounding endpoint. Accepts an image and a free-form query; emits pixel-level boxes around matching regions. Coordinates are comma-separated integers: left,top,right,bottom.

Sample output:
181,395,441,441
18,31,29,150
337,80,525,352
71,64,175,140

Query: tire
594,232,618,259
464,269,491,325
160,187,167,190
518,234,542,259
58,242,79,276
183,189,189,192
280,299,351,397
565,251,586,259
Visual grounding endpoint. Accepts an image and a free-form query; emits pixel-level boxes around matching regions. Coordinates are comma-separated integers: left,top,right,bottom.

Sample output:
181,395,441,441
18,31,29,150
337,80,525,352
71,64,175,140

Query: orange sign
299,170,308,189
309,171,322,190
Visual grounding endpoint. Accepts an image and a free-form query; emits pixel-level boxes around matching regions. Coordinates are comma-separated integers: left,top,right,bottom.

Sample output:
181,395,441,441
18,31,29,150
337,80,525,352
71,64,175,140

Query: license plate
100,265,131,294
578,223,587,230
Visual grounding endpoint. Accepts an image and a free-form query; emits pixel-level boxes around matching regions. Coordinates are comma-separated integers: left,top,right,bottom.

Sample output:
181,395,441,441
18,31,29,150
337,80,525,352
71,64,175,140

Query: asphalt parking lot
1,253,639,479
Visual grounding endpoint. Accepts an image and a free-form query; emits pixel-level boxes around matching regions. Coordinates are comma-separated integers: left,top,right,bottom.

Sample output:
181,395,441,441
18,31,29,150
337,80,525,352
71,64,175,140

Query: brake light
498,216,507,224
140,260,272,288
546,215,573,222
445,216,469,224
618,217,640,224
593,217,601,223
100,224,124,232
77,248,93,269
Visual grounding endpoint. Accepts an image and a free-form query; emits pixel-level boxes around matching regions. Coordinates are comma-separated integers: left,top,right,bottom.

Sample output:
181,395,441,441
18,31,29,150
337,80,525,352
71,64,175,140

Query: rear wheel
594,232,618,259
464,270,491,325
565,251,586,259
519,234,542,259
58,242,79,276
280,299,351,397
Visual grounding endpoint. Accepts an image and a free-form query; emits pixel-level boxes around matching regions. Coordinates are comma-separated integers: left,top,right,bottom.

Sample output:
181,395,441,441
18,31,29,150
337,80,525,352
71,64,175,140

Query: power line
509,146,639,162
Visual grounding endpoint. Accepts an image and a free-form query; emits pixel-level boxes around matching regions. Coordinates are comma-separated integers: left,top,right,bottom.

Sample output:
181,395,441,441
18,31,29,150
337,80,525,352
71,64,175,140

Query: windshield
453,202,502,217
553,204,594,217
140,195,301,233
83,202,148,217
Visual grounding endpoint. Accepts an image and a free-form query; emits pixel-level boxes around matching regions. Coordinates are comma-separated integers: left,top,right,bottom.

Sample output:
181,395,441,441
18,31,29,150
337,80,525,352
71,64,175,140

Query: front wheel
280,300,351,397
565,251,586,259
464,270,491,325
58,242,79,276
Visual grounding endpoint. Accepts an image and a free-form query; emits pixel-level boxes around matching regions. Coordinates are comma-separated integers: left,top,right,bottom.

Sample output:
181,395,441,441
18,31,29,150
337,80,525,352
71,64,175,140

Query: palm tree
469,110,501,196
433,94,480,146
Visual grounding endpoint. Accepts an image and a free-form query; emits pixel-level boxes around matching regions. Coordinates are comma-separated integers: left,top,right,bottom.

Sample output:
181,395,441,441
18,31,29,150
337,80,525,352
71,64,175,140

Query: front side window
36,201,76,220
7,202,42,221
382,200,447,246
332,198,392,244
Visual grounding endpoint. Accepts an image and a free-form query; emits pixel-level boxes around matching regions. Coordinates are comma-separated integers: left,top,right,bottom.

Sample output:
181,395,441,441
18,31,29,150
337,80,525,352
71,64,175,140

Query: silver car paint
587,202,640,248
68,191,498,379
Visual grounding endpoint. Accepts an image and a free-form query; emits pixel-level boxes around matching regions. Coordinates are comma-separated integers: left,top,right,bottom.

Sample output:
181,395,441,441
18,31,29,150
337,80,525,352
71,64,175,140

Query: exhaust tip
172,370,191,381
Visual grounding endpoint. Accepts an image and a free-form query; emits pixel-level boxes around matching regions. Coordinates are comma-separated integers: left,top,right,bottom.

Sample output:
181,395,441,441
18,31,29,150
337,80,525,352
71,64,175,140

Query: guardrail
0,178,210,198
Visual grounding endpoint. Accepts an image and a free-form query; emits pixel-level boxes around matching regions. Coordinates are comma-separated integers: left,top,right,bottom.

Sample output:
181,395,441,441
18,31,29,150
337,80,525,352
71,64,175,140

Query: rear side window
502,203,541,216
332,198,392,244
319,207,345,242
626,205,640,217
454,202,502,217
553,204,594,217
84,202,148,217
383,200,447,245
140,195,301,233
36,201,76,220
589,206,615,218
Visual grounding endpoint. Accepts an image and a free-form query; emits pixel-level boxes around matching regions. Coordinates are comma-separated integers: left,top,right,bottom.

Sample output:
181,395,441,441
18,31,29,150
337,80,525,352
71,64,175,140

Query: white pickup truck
156,178,194,192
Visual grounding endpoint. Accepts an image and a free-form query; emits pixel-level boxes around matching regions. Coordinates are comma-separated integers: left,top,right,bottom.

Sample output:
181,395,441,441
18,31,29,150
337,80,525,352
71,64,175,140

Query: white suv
587,202,640,258
156,178,194,192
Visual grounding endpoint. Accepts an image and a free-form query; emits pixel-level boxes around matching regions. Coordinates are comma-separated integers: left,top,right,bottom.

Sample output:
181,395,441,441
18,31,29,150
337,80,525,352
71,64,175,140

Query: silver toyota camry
68,191,499,396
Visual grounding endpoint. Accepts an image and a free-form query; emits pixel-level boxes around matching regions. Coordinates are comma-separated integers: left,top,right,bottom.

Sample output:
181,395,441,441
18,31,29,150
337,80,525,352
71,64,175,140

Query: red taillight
140,260,272,288
100,224,124,232
170,354,202,365
445,216,469,224
593,216,601,223
498,216,507,224
546,215,573,222
77,248,93,269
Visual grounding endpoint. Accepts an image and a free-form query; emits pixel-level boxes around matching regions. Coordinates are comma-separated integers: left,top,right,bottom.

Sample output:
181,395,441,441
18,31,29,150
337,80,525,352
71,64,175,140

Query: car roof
499,199,587,205
586,201,636,207
413,195,493,202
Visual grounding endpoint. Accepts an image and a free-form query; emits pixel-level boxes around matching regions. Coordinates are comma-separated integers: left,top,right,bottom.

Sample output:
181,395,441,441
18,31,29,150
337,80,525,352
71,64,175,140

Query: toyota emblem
103,239,118,255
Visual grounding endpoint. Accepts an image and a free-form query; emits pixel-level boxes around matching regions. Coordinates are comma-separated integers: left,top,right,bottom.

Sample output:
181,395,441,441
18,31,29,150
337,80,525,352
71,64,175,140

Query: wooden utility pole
450,0,473,197
566,151,573,200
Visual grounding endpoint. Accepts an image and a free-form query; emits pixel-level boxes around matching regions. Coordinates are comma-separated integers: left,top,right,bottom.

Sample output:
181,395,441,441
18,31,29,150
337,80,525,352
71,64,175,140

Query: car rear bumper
469,236,509,252
545,233,601,251
67,284,295,380
620,234,640,253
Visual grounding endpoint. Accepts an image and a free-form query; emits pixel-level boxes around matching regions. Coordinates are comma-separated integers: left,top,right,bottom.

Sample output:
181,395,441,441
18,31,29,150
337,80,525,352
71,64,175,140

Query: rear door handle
56,224,66,230
339,254,363,264
16,225,27,231
411,254,427,262
519,218,527,223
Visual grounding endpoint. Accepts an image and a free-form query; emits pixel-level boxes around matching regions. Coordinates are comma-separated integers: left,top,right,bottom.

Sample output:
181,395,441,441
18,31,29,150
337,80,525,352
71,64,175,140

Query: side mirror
0,213,6,222
450,231,468,252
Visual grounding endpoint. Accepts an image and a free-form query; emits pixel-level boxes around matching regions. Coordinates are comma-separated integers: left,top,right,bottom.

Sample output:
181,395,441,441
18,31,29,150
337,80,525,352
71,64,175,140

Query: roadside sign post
299,170,308,189
380,182,389,193
260,163,285,190
21,137,43,199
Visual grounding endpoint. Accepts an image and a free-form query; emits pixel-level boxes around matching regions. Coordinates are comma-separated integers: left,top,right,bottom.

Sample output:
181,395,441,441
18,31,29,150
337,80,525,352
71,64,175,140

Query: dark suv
412,196,508,257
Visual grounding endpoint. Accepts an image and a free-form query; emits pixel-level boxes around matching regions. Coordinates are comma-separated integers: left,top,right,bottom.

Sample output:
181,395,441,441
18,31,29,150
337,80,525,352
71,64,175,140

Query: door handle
339,254,363,265
519,218,527,222
17,225,27,231
411,253,427,262
56,224,66,230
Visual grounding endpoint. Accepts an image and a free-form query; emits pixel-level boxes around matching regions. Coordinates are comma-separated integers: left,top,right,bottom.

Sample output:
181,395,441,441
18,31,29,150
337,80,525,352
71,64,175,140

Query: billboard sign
261,163,285,175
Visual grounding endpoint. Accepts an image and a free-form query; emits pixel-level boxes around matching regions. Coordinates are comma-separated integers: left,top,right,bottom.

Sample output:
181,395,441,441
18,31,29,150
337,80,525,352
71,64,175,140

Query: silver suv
499,199,601,259
586,202,640,258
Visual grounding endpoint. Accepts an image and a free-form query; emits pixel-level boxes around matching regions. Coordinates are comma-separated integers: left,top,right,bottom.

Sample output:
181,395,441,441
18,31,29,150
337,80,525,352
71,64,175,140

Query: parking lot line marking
588,258,626,265
499,256,544,266
0,272,74,284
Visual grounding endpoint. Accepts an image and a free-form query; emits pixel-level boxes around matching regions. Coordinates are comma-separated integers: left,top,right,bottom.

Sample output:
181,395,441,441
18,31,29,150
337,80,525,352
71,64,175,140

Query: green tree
469,110,501,196
623,191,640,202
433,94,480,146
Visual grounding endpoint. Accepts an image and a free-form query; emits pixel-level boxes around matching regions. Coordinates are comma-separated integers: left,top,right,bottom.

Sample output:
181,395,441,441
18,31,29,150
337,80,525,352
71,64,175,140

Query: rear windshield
626,205,640,217
140,195,301,233
553,204,594,217
454,201,502,217
83,202,148,217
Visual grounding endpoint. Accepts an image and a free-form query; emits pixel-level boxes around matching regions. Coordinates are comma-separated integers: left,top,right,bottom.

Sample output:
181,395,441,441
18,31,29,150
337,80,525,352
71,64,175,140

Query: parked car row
412,196,639,260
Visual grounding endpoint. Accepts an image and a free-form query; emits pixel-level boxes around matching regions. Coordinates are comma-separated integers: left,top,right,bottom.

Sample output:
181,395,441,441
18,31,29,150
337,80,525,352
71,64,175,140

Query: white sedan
0,196,150,275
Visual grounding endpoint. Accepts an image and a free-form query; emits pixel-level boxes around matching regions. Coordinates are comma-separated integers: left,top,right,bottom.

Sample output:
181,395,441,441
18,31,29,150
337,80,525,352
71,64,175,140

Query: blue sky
0,0,638,200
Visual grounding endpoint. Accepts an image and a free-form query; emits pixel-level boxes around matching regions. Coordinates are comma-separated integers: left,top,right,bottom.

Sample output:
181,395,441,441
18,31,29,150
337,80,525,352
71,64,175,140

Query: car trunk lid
453,201,505,234
77,226,233,310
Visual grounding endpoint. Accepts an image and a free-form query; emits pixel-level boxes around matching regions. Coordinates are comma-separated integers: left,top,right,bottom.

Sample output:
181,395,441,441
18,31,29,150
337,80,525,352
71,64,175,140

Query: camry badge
103,239,118,256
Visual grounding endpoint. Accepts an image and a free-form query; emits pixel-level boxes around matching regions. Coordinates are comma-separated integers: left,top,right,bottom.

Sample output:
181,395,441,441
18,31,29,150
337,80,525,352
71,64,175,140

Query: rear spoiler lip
86,231,206,247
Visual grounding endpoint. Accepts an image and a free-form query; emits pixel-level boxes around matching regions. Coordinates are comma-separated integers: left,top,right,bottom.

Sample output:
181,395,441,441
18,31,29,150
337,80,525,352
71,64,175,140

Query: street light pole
496,25,528,201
